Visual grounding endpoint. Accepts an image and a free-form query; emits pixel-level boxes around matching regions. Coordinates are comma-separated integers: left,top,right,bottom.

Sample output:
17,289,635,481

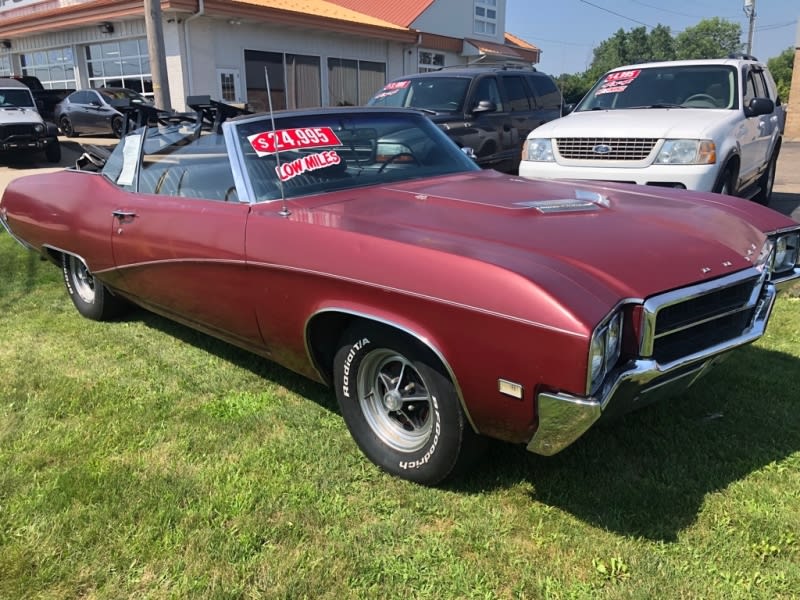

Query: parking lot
2,137,800,223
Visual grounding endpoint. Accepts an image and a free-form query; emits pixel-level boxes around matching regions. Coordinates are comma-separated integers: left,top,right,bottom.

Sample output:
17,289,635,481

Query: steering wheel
683,93,717,105
377,152,421,174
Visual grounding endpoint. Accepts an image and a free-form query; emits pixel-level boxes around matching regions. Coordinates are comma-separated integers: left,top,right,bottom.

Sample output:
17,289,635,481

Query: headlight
587,310,624,394
655,139,716,165
772,232,800,274
34,123,45,134
522,138,554,162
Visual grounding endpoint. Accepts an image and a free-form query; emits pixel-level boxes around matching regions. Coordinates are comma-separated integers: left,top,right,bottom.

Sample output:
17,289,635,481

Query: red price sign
605,69,640,83
248,127,342,156
383,80,410,91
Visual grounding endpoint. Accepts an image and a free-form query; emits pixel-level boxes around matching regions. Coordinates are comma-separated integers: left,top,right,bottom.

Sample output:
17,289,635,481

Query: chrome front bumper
527,279,783,456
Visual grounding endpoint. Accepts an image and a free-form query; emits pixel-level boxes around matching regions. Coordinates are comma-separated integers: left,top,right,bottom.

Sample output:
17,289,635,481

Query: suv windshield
367,77,470,113
577,65,737,111
0,89,35,108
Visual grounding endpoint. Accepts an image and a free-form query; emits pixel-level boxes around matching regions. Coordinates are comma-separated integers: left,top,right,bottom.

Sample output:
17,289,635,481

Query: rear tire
111,116,124,138
753,152,778,205
333,324,483,485
62,255,128,321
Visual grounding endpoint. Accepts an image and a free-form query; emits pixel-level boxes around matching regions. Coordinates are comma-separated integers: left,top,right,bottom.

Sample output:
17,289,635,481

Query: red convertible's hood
295,171,785,304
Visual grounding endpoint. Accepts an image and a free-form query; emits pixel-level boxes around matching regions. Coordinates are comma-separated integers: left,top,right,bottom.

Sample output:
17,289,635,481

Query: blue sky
506,0,797,76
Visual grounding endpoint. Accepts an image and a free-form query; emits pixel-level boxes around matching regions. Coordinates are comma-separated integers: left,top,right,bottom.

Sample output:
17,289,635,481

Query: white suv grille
556,137,658,160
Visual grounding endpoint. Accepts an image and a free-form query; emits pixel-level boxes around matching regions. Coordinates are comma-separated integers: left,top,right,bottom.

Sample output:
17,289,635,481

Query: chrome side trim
222,121,254,204
772,266,800,290
0,212,35,250
527,282,777,456
304,307,478,433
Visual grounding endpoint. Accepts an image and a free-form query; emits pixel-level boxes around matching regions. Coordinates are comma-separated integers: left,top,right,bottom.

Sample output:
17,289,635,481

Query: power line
578,0,656,28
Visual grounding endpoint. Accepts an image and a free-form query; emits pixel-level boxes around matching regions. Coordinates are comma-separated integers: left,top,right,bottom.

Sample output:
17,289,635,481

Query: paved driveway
2,137,800,223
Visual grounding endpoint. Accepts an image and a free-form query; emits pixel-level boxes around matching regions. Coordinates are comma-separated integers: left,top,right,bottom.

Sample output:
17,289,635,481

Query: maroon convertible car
1,107,798,484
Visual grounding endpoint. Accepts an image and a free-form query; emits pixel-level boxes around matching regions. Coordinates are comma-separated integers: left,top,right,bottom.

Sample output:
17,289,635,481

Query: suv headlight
34,123,45,134
587,311,624,394
655,139,716,165
772,231,800,274
522,138,554,162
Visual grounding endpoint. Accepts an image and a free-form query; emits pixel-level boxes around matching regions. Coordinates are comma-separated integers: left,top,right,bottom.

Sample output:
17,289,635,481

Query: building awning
463,37,540,64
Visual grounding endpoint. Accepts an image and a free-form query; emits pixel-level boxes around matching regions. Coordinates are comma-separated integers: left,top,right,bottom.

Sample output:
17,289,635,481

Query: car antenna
264,66,290,217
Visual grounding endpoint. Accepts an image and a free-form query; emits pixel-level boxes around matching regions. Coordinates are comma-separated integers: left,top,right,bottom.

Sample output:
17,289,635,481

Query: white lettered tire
333,324,481,485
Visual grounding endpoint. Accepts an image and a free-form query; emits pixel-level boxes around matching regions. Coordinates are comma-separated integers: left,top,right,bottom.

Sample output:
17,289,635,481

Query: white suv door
739,66,778,186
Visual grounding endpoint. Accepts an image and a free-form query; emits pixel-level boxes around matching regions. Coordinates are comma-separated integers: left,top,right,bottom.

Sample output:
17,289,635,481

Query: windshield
0,88,35,108
367,77,470,112
576,65,737,111
234,111,479,202
101,89,149,104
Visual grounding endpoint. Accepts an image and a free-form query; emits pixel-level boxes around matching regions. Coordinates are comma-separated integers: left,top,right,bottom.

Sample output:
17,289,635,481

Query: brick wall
785,23,800,141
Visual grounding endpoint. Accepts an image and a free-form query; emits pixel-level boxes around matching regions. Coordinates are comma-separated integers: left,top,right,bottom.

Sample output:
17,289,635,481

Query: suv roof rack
436,62,536,72
728,52,758,61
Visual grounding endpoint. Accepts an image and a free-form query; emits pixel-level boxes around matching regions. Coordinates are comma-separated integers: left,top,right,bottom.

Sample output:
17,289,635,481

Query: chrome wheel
67,255,96,304
357,348,433,453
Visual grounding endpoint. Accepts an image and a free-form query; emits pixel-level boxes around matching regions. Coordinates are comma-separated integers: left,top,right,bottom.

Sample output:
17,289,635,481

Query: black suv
367,66,562,173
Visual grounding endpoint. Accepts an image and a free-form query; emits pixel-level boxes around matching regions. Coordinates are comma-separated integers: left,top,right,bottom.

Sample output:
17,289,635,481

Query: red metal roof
324,0,435,27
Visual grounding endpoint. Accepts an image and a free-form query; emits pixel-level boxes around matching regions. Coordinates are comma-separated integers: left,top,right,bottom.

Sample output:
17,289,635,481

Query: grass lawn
1,231,799,599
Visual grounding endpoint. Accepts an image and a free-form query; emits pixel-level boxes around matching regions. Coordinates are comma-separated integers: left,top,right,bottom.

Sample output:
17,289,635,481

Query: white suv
519,56,784,204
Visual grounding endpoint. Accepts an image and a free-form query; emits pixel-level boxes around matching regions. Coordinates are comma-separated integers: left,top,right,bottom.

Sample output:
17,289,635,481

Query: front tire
753,152,778,205
713,165,736,196
333,325,482,485
62,255,128,321
44,139,61,163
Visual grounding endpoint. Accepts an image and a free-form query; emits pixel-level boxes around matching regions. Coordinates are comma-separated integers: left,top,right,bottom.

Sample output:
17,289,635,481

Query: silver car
55,87,151,138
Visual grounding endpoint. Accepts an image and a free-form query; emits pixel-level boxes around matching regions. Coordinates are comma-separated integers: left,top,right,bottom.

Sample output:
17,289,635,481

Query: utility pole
144,0,171,110
743,0,756,56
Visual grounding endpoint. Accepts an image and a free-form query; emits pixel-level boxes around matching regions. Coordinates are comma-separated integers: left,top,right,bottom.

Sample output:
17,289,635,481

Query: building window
20,47,76,88
85,39,152,96
244,50,321,113
328,58,385,106
219,71,237,102
418,51,445,73
474,0,497,36
0,55,11,77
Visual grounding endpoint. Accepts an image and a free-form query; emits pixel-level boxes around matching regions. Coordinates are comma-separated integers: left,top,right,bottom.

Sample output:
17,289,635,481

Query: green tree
674,17,742,59
767,47,794,103
553,18,743,104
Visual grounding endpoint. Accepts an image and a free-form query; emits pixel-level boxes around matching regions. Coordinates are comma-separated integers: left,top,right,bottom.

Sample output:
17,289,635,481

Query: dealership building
0,0,541,111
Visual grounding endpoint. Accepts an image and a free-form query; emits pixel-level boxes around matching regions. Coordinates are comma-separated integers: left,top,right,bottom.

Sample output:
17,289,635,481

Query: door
738,67,775,187
107,131,262,348
462,75,512,169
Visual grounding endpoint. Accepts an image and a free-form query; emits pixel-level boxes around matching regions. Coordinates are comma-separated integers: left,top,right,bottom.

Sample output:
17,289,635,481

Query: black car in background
54,88,151,138
367,66,562,173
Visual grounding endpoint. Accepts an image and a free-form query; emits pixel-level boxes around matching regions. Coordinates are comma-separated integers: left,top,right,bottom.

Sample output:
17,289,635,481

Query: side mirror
562,103,576,115
744,97,774,117
472,100,496,114
461,146,477,160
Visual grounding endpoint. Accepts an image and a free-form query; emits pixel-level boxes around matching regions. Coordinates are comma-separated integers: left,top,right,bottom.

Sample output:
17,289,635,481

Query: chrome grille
556,137,658,160
642,269,767,365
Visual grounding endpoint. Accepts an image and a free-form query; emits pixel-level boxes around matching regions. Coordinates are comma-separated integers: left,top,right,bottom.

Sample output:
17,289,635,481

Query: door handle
112,210,137,220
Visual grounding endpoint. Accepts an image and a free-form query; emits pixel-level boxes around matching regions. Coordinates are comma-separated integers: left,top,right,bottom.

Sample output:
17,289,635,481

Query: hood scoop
514,189,610,214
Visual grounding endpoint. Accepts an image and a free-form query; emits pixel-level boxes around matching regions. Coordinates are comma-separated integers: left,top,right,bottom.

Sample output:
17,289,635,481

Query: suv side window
528,74,562,110
472,76,504,111
743,71,756,106
752,69,769,100
503,75,531,111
